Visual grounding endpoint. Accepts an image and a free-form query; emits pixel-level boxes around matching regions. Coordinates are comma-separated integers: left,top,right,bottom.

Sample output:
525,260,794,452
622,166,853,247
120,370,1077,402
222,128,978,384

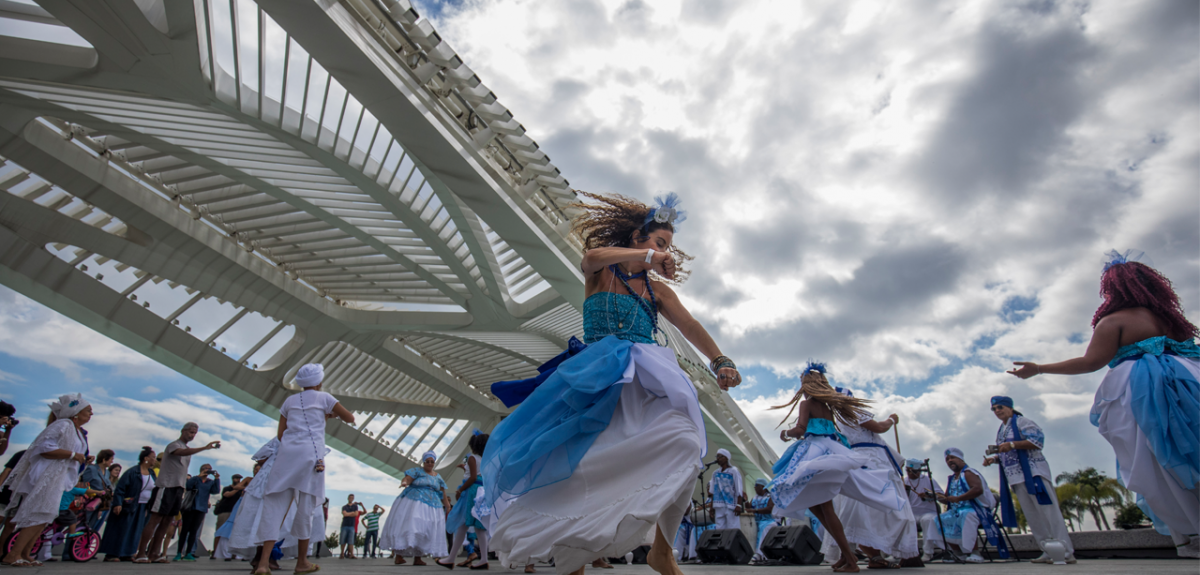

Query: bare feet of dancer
592,558,613,568
413,557,427,566
645,525,685,575
524,565,536,573
394,556,406,565
809,502,859,573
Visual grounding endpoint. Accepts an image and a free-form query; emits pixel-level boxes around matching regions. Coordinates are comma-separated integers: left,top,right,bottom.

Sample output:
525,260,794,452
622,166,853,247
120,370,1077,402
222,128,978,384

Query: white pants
257,489,316,545
1014,482,1074,556
713,506,739,530
954,511,981,552
915,512,944,554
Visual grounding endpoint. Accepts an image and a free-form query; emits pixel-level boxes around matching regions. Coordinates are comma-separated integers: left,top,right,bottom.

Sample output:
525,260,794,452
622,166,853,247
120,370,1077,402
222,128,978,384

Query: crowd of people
0,193,1196,575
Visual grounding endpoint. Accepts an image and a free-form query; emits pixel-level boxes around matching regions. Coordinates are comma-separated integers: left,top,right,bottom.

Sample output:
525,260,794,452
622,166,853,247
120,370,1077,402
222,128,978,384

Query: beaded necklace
607,264,662,343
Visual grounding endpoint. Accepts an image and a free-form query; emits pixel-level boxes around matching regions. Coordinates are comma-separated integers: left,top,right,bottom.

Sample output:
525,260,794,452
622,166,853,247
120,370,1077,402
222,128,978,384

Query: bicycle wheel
70,531,101,562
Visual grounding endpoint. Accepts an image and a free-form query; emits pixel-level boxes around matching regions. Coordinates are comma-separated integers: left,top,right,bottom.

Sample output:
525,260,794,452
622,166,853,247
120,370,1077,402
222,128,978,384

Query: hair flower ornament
802,360,827,375
642,192,687,230
1102,249,1151,274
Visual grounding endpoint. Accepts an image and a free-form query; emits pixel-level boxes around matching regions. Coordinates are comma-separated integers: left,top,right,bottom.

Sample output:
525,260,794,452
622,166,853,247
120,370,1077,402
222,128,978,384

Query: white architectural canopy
0,0,775,483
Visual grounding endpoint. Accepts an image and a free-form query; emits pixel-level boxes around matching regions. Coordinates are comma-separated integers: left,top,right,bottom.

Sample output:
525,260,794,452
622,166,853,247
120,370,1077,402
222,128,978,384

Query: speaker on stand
695,529,753,565
761,524,824,565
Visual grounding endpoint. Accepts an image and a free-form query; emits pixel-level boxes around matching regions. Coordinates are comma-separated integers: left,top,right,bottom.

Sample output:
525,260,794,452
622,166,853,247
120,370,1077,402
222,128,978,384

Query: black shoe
469,563,489,570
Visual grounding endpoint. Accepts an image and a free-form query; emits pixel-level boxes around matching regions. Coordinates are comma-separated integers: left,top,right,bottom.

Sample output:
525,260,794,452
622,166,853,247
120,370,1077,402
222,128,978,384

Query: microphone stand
923,459,963,564
691,461,716,561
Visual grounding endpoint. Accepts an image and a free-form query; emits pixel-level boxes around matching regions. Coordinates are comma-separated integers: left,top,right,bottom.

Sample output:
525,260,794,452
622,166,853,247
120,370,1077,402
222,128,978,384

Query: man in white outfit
984,396,1076,564
707,449,743,530
903,459,944,562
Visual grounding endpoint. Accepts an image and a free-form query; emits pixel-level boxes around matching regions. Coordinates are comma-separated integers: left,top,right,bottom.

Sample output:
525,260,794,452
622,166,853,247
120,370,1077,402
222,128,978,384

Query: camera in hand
985,444,1000,455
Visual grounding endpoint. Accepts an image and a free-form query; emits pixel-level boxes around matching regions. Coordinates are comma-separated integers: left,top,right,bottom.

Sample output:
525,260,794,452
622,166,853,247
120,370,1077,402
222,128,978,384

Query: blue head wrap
755,478,769,488
905,458,923,469
642,193,686,231
421,451,437,462
991,396,1013,408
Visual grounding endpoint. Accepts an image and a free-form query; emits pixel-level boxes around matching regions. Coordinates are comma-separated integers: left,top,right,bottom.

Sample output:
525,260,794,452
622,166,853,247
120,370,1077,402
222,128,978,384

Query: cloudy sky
2,0,1197,539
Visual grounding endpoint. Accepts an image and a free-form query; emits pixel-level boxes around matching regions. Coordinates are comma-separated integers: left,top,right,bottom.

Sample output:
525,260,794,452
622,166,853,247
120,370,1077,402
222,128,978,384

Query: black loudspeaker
629,545,652,564
695,529,753,565
761,525,823,564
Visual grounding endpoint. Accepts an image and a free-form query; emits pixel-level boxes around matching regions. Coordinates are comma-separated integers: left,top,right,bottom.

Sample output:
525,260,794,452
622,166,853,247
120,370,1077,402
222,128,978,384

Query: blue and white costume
819,406,917,561
770,417,903,522
482,290,706,574
708,450,743,530
938,452,1003,557
993,397,1073,558
749,481,775,561
1091,336,1200,548
381,457,448,558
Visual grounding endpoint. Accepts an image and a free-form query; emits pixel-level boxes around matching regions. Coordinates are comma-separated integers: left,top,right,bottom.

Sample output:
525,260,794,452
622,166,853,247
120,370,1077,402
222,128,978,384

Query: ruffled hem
380,497,447,557
771,436,903,519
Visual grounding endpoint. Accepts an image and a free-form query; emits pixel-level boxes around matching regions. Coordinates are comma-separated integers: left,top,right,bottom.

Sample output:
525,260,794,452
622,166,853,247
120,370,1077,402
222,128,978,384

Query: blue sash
490,336,587,407
998,414,1052,529
850,442,902,475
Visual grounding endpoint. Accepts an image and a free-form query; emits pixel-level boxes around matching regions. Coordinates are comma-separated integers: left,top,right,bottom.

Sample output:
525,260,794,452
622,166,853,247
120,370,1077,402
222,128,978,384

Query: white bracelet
644,249,654,263
70,451,76,461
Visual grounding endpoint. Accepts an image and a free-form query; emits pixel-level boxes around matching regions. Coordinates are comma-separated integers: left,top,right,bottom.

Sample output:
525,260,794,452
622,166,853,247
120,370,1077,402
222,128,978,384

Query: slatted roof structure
0,0,775,482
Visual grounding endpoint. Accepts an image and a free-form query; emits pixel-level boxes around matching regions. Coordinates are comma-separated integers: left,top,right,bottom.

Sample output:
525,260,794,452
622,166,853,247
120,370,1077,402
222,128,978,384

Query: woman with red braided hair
1009,250,1199,558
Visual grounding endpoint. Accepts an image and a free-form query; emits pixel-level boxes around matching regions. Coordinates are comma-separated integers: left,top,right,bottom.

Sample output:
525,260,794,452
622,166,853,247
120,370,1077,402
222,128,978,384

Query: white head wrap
944,447,964,460
716,448,731,460
50,393,89,420
421,451,437,463
296,363,324,388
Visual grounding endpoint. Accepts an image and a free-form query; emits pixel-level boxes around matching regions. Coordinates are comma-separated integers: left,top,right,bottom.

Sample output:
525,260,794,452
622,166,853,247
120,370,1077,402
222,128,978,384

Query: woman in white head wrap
379,451,449,565
1,394,93,566
253,364,355,575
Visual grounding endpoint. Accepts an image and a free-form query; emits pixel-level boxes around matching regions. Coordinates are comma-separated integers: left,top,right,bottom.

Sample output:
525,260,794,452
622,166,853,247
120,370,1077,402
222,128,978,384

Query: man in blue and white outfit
903,459,944,562
707,449,744,531
937,448,998,563
984,396,1075,564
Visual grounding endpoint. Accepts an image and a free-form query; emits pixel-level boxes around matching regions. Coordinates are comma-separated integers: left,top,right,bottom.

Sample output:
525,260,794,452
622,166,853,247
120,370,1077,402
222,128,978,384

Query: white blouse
266,390,339,498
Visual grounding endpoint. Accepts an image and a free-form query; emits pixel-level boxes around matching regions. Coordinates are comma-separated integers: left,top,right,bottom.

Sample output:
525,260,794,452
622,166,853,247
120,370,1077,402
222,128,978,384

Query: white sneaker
1031,554,1052,564
1065,555,1078,564
964,554,985,563
920,553,932,563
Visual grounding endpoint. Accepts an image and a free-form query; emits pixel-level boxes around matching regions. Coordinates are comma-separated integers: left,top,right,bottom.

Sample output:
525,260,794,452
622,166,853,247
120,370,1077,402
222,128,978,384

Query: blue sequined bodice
1109,336,1200,368
805,417,851,448
583,292,656,345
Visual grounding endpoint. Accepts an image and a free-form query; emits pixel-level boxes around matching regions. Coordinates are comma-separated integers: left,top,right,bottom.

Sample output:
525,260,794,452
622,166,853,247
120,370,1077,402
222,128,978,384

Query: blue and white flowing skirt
380,495,447,557
771,436,903,521
484,338,706,574
1092,355,1200,543
818,443,918,560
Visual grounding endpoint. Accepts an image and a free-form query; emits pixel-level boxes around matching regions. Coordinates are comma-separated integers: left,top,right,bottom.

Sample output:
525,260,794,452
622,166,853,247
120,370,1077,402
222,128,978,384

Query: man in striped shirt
362,504,384,558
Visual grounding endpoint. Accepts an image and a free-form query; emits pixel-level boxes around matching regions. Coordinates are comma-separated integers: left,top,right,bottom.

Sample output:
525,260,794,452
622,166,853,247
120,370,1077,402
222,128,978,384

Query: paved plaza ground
7,557,1196,574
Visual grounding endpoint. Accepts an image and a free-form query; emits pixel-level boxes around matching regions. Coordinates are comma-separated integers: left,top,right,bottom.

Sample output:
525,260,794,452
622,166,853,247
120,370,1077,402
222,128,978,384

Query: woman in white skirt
382,450,449,565
1010,251,1200,557
817,388,917,567
770,366,905,573
481,193,741,575
253,363,355,575
1,394,93,567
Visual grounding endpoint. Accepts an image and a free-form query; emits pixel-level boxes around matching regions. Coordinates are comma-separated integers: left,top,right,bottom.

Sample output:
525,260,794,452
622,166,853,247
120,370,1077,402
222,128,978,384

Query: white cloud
141,386,160,395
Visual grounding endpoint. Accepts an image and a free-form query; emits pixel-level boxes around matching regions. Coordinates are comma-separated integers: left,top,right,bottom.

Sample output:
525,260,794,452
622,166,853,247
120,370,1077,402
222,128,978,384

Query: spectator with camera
177,463,221,561
134,422,221,563
81,449,116,531
984,396,1075,564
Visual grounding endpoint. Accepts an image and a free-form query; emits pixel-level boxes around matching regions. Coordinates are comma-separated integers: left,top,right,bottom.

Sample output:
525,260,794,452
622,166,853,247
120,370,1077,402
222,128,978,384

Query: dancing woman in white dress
1,394,92,567
770,366,905,573
481,193,742,575
382,451,449,565
253,363,355,575
1009,251,1200,557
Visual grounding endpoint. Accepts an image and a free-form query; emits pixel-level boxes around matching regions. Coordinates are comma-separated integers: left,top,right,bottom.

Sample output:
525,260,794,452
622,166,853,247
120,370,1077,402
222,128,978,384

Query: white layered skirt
772,436,904,521
820,445,918,560
490,344,705,574
379,495,448,557
1093,357,1200,543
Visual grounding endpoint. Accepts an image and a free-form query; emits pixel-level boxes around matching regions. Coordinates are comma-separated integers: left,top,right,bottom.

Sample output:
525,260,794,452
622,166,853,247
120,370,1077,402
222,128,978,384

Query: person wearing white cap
380,451,449,565
818,390,917,569
937,448,999,563
0,394,93,567
707,449,744,531
253,363,355,575
902,459,944,562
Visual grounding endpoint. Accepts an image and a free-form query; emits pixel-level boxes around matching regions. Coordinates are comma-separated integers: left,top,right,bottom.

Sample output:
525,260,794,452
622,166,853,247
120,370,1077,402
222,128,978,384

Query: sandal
469,563,489,570
294,565,321,574
133,556,150,564
435,558,455,569
7,559,34,567
867,556,898,569
154,556,170,563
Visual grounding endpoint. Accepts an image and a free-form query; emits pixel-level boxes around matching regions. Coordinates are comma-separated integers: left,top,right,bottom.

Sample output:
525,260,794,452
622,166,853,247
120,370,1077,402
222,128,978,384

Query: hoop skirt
482,334,706,574
1091,336,1200,544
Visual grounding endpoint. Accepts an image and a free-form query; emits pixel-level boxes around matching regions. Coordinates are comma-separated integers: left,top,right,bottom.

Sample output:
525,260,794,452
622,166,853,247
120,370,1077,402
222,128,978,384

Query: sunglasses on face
990,405,1007,412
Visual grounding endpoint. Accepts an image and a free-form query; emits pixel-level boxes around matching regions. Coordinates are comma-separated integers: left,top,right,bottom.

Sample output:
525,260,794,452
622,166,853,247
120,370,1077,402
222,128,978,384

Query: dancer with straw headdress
1009,250,1200,558
769,364,905,573
481,192,739,575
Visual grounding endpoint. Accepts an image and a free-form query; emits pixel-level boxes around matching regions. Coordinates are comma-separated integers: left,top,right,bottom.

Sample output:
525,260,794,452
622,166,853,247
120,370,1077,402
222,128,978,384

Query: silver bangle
644,249,654,263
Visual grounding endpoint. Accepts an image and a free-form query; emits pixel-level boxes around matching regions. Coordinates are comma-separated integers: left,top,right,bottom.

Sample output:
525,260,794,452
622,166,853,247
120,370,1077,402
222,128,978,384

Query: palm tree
1055,483,1086,531
1055,468,1127,530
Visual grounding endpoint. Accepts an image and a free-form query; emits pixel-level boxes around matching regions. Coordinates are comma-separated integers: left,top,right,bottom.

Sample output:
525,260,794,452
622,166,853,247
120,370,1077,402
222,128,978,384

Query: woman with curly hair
481,192,741,575
769,365,904,573
1009,250,1199,558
